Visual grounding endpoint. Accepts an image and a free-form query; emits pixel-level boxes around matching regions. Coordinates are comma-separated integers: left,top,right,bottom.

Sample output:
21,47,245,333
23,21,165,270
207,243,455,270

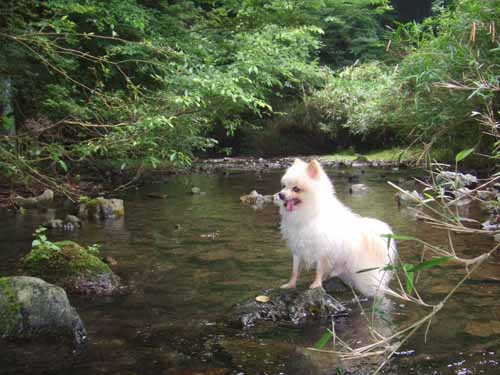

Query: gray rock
14,189,54,208
0,276,86,343
65,214,82,227
436,171,478,189
233,287,347,327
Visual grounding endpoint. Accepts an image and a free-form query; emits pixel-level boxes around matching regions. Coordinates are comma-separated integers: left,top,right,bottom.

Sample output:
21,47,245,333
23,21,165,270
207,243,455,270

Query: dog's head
278,159,334,214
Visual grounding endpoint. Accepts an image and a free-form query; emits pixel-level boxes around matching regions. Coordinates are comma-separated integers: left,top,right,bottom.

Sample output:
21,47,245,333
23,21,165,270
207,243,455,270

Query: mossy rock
23,241,120,296
0,276,86,343
78,197,124,220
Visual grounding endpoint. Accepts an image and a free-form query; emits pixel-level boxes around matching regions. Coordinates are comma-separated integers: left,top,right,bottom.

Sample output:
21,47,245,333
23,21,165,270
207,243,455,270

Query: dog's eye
292,186,301,193
281,184,285,189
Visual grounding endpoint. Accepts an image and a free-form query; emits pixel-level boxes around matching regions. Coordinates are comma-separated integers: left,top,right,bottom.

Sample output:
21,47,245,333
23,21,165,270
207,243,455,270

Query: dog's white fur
278,159,397,297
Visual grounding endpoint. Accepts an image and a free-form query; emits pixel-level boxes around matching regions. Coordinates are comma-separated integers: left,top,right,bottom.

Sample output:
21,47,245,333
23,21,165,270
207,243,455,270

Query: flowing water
1,166,499,374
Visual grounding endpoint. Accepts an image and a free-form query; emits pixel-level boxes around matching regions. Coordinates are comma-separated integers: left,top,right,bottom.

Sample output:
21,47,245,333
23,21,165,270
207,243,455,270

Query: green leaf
402,264,415,295
32,239,41,248
357,266,381,274
315,331,333,349
58,159,68,172
455,148,474,162
409,256,453,272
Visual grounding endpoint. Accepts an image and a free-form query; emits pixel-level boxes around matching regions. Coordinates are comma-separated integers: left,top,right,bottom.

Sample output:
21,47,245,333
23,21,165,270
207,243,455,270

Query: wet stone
65,214,82,227
232,287,348,327
436,171,478,189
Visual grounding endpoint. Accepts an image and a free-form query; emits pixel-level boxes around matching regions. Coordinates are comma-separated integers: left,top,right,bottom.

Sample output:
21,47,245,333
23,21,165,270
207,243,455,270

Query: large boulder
78,197,124,220
23,240,121,295
0,276,86,343
233,287,348,327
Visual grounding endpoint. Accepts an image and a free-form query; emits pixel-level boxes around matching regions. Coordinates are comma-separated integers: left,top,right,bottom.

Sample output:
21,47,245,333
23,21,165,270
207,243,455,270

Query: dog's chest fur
280,210,352,269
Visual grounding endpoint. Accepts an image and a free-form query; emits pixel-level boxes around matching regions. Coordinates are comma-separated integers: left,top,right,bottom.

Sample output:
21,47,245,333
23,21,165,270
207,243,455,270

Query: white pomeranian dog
277,159,397,297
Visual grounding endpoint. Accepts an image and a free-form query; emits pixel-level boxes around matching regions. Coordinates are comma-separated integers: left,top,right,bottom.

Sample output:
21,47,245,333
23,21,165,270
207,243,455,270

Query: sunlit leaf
455,148,474,162
315,331,333,349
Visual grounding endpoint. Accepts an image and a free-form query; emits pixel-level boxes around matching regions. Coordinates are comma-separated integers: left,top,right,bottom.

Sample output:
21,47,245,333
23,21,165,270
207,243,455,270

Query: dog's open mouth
284,198,301,212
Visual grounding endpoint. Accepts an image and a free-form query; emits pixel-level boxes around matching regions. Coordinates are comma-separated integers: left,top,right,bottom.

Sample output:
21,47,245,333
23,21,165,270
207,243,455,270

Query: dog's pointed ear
307,160,321,180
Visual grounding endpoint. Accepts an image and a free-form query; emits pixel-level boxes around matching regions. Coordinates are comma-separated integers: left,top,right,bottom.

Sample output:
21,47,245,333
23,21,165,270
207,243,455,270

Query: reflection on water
0,167,499,374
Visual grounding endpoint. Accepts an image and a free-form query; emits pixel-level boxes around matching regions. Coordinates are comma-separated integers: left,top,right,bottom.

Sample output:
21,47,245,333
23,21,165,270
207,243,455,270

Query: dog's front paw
280,282,296,289
309,281,323,289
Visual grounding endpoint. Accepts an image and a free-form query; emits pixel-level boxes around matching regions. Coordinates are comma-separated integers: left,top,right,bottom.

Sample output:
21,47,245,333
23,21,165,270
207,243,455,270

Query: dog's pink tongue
286,200,294,212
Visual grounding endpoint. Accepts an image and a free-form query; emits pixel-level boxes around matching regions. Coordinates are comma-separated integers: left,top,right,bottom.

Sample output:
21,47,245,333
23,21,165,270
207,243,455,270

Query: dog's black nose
278,192,285,201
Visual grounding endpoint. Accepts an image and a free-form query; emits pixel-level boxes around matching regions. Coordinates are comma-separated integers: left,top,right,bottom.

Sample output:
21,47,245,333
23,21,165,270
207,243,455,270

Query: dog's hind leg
281,255,301,289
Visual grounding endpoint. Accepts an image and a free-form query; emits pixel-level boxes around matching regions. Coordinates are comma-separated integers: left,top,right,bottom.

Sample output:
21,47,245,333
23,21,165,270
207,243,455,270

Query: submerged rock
395,190,424,207
0,276,86,343
349,184,370,195
233,287,347,327
78,197,125,220
23,240,121,295
14,189,54,208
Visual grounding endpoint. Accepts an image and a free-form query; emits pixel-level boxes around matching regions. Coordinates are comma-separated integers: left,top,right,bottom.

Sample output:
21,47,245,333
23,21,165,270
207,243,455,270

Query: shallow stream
1,167,499,374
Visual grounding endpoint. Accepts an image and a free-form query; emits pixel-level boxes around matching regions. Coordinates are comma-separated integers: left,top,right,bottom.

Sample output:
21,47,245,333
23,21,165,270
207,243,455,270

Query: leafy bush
307,62,399,147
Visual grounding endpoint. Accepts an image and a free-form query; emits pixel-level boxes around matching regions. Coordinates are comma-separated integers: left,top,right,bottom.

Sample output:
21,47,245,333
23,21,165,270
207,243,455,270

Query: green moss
23,240,111,283
0,277,21,336
83,198,100,217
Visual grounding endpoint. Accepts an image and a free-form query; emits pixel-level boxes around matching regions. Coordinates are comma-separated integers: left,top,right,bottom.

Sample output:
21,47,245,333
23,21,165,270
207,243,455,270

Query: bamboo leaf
315,331,333,349
455,148,474,162
409,256,453,272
